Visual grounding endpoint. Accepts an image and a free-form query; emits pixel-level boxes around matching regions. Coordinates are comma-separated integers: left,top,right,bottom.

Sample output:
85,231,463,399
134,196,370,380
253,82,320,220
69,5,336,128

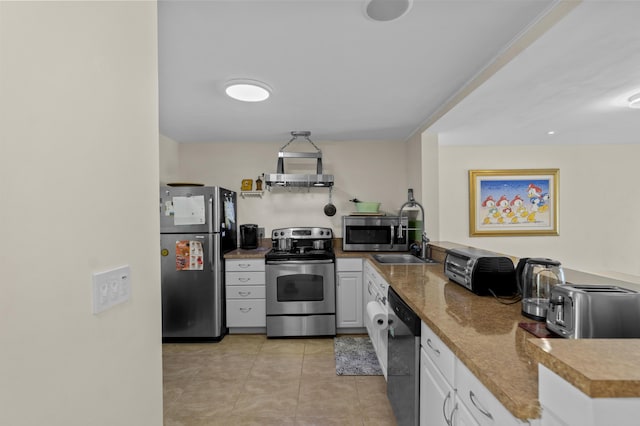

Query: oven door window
277,274,324,302
346,226,391,245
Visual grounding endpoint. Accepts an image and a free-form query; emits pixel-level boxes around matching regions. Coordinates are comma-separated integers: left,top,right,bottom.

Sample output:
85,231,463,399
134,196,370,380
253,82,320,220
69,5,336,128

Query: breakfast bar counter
527,338,640,398
369,241,640,421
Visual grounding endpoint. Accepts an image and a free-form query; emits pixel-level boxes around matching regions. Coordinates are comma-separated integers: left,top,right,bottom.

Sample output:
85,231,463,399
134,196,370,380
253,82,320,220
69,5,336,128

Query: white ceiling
429,0,640,146
158,0,640,145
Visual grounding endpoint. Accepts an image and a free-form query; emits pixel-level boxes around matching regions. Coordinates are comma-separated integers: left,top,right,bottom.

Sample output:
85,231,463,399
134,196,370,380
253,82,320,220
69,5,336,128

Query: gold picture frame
469,169,559,237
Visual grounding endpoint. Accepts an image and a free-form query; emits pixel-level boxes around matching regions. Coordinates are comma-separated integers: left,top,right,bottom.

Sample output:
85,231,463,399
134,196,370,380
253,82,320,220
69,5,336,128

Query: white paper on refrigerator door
172,195,206,225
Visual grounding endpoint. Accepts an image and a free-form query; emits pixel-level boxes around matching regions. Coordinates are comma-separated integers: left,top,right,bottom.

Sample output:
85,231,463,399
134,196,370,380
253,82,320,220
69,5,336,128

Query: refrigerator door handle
209,195,215,234
209,234,215,273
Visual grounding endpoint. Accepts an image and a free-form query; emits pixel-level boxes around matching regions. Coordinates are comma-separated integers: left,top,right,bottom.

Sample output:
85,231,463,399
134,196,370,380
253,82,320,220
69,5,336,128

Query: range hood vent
264,131,334,188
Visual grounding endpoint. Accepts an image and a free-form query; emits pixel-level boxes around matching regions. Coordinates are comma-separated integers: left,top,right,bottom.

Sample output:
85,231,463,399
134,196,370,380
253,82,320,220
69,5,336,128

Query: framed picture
469,169,559,236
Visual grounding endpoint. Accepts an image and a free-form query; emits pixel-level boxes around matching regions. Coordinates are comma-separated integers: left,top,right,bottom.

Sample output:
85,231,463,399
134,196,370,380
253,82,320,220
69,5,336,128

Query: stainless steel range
265,227,336,337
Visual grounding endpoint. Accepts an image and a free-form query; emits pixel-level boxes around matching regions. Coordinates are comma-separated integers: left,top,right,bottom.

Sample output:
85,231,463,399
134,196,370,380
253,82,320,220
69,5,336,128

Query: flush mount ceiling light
225,79,271,102
364,0,413,22
628,93,640,109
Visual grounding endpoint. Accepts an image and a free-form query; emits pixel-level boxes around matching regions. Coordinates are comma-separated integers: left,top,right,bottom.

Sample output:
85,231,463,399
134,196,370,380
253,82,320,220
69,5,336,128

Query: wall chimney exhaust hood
264,131,334,188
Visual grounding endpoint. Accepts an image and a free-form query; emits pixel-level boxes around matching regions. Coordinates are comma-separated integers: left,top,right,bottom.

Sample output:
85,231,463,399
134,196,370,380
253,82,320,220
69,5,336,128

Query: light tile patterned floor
163,334,397,426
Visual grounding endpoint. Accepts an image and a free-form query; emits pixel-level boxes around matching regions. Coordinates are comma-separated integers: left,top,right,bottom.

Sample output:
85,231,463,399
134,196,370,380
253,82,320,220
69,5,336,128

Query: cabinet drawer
226,259,265,272
336,258,363,272
226,285,265,299
364,261,380,281
421,321,455,386
226,271,265,285
456,359,523,426
365,263,387,292
226,299,266,327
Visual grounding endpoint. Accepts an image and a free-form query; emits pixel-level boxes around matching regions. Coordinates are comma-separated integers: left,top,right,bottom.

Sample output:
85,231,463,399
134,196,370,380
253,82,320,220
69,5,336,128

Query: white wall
160,133,180,184
171,140,410,236
438,143,640,281
421,132,440,241
1,3,163,425
406,131,422,201
160,126,640,282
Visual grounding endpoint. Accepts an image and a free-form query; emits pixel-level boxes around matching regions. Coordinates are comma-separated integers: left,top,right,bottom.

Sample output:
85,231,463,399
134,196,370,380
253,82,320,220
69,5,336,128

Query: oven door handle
266,259,335,265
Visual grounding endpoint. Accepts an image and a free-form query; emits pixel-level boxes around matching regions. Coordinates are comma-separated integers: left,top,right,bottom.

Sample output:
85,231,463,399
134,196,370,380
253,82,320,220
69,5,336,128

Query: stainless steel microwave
342,215,408,252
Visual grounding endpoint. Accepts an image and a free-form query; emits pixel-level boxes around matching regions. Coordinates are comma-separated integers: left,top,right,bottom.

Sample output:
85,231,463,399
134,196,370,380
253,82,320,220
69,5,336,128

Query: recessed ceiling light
225,79,271,102
364,0,412,22
628,93,640,109
547,130,556,135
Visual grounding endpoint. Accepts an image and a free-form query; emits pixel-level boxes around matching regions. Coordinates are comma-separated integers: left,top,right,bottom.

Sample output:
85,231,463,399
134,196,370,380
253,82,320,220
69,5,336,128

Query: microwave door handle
390,225,394,249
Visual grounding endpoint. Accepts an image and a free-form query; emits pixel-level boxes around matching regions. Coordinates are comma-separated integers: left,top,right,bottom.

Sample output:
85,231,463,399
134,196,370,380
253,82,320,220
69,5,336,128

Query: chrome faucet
398,188,430,259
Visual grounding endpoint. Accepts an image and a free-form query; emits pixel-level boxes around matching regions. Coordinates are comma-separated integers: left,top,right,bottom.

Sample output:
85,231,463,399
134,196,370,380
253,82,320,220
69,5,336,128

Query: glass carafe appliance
517,258,565,321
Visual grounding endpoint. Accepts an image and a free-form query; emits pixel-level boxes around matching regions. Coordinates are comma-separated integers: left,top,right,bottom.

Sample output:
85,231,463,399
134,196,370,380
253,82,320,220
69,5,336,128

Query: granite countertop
225,240,640,420
371,242,640,420
366,247,542,420
225,240,272,258
527,338,640,398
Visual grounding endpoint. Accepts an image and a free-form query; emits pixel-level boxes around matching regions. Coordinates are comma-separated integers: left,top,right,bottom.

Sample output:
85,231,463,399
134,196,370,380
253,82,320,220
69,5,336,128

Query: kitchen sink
372,254,439,265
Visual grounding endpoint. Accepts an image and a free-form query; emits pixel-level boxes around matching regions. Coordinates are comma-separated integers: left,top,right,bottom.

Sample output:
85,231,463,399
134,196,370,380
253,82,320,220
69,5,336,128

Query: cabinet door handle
238,263,251,269
238,291,251,297
469,390,493,420
239,307,252,313
449,403,458,426
238,277,250,282
426,338,441,356
443,391,453,426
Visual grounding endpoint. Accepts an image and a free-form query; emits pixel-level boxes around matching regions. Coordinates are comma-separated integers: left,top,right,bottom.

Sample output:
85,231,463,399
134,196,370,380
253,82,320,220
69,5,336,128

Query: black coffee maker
240,224,259,249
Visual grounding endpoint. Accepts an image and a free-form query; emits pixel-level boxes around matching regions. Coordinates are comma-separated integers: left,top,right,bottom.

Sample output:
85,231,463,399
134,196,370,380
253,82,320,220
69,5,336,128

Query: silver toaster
546,284,640,338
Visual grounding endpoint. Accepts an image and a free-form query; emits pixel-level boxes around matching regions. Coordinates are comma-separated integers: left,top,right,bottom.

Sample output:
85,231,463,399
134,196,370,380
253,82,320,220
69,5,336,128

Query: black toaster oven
444,248,517,296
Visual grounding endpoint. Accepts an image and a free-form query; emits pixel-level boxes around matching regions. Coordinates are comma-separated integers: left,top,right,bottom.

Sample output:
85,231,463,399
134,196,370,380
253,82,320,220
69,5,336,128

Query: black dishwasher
387,287,421,426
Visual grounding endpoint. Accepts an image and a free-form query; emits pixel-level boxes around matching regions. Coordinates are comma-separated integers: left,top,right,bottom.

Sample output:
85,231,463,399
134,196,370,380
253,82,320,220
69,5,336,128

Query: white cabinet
454,399,483,426
363,261,389,378
456,359,525,426
420,321,460,426
336,258,363,329
420,348,457,426
225,259,266,331
226,259,264,272
538,364,640,426
421,321,455,382
420,321,526,426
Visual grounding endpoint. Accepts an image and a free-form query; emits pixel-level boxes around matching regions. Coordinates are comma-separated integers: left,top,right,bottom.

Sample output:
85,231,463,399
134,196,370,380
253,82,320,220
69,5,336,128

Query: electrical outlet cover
92,265,131,314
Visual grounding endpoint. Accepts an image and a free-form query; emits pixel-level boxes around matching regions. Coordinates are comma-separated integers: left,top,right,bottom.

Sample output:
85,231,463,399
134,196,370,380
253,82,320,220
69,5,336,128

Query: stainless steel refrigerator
160,185,237,342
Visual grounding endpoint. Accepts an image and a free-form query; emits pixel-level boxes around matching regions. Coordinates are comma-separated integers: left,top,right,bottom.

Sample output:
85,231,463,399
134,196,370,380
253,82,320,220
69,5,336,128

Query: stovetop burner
266,226,335,262
266,247,335,261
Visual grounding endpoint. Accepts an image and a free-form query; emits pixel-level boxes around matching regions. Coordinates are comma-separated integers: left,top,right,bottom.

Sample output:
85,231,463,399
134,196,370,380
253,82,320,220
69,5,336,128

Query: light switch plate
92,265,131,314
